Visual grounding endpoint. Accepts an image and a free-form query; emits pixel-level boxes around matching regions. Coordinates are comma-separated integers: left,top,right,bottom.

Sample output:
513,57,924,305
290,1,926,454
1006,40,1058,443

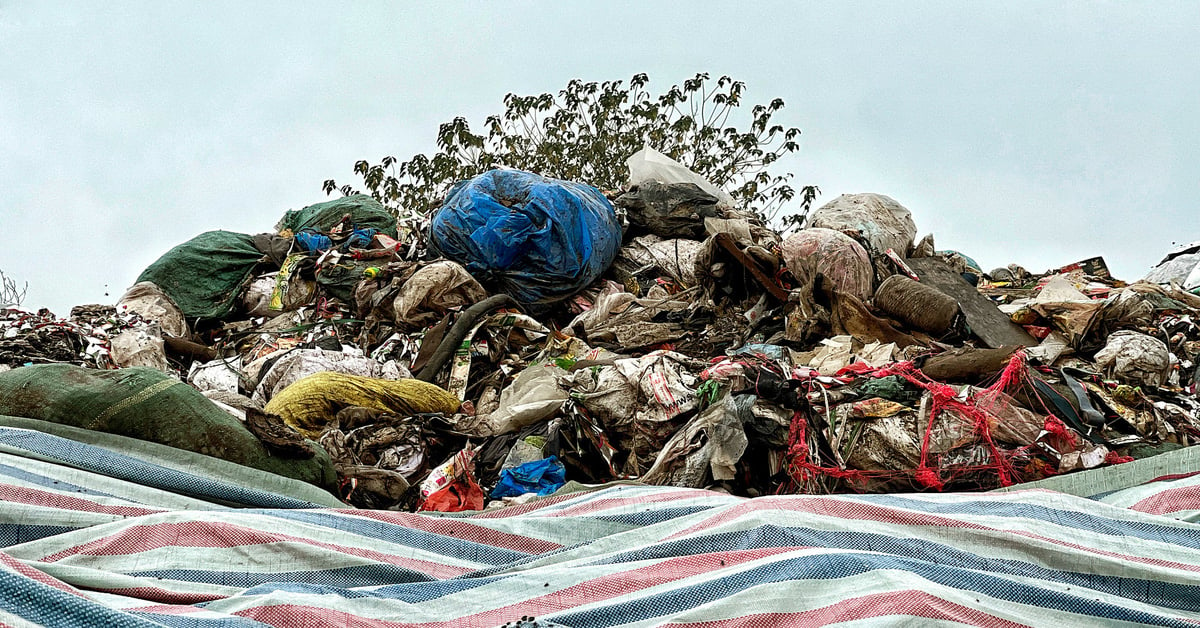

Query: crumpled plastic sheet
109,325,170,372
617,234,703,286
391,260,488,329
479,363,570,437
642,394,748,485
491,455,567,498
188,356,243,394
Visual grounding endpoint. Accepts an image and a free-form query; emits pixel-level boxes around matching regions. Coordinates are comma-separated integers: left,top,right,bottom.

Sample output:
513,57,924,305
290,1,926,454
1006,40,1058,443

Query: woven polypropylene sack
0,363,336,490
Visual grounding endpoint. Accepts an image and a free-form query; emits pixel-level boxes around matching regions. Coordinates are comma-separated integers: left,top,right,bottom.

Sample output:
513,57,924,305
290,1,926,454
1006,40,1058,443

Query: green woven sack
0,364,336,492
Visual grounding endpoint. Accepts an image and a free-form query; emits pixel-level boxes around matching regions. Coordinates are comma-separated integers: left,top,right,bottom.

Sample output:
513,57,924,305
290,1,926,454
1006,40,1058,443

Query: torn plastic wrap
641,393,748,487
1031,275,1104,345
109,325,170,372
571,350,703,475
615,181,721,239
478,363,570,437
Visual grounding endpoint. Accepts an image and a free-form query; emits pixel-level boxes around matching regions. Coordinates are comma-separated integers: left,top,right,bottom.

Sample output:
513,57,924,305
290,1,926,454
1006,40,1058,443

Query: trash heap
2,148,1198,511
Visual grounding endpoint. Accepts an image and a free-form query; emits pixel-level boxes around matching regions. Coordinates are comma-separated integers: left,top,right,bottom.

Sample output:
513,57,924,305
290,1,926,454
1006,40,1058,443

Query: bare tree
1,270,28,308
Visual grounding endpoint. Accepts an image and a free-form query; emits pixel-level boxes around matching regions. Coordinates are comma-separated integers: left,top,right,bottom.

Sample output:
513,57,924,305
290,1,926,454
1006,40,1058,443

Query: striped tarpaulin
1,426,1200,627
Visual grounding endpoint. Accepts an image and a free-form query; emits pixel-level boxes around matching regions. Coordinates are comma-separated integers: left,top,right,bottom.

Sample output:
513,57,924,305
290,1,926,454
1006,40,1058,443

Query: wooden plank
713,233,789,301
905,257,1037,348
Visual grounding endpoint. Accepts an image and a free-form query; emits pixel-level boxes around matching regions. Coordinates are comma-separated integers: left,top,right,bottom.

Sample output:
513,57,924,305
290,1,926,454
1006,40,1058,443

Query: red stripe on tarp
123,604,211,615
466,492,583,519
1130,484,1200,516
0,484,162,517
234,547,800,628
88,586,226,605
1144,471,1200,485
0,550,83,595
669,589,1032,628
38,521,474,578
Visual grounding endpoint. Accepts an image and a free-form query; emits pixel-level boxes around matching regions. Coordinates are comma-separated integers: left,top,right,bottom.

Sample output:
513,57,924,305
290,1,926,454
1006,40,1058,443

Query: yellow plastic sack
264,372,461,439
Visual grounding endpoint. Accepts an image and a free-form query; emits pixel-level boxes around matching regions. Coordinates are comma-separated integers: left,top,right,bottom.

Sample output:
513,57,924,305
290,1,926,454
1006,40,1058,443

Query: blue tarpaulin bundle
429,170,622,306
491,455,567,498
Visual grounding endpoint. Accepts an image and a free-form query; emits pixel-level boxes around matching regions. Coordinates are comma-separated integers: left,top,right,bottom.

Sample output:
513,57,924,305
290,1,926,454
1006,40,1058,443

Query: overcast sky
2,2,1197,315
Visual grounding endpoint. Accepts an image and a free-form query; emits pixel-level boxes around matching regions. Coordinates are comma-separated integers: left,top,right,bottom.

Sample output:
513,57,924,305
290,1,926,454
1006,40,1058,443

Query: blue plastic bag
295,230,333,252
490,456,567,499
429,170,622,306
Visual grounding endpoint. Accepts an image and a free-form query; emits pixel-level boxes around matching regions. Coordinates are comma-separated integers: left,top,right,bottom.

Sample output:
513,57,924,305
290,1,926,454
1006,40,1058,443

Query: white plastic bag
626,146,734,206
483,363,570,436
110,325,171,372
188,356,243,394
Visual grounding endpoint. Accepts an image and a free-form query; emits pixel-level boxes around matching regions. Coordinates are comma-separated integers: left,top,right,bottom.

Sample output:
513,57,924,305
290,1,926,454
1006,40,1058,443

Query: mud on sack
427,169,622,307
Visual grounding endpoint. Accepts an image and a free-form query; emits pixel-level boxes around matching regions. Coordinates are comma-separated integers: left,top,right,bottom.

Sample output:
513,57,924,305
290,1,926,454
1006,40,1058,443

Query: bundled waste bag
491,456,567,498
809,193,917,256
0,364,336,490
429,169,622,305
781,227,874,301
391,261,488,329
275,194,399,239
1094,330,1173,387
263,372,461,439
116,282,188,337
136,230,268,319
616,181,721,239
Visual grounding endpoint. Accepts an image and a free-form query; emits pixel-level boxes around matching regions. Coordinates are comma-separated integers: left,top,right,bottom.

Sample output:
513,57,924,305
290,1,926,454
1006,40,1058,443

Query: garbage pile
3,148,1199,511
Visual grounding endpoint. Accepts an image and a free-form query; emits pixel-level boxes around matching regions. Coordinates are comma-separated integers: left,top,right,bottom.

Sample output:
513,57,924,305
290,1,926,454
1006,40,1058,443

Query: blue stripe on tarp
127,611,272,628
0,461,124,500
0,428,323,510
841,494,1200,550
547,549,1199,628
235,575,499,603
584,524,1200,613
585,505,713,526
0,524,77,547
0,566,164,628
130,563,439,588
260,510,533,566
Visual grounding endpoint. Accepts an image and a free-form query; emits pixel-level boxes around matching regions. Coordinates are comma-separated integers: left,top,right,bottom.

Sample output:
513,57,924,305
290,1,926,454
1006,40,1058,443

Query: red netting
779,350,1089,494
